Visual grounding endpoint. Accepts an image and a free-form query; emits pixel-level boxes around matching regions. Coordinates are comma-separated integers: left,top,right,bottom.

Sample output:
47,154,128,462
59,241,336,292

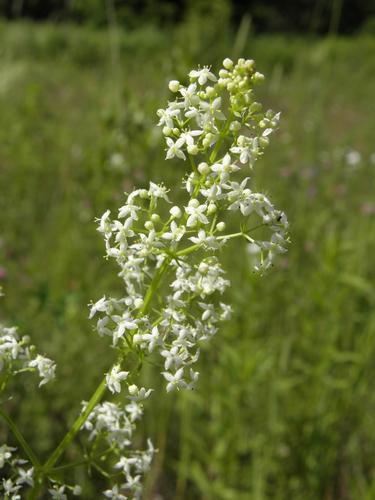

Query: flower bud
151,213,160,223
252,72,265,83
198,162,210,175
249,102,262,113
229,120,241,132
187,144,198,155
170,206,182,218
128,384,137,395
189,198,200,208
168,80,180,92
134,298,144,309
216,222,226,232
207,203,217,215
198,262,209,274
145,221,154,230
163,126,172,136
206,86,215,98
223,58,233,70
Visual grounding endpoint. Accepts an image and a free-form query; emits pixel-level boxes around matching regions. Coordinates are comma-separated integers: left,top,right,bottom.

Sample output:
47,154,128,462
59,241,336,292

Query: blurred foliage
0,0,375,34
1,18,375,499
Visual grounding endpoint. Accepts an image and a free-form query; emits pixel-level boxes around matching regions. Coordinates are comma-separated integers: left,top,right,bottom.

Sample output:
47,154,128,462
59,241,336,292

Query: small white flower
185,200,209,227
48,485,67,500
29,355,56,386
179,83,200,107
165,137,186,160
106,365,129,394
72,485,82,495
148,182,171,202
103,484,127,500
156,107,180,128
162,368,186,392
162,221,185,242
189,67,217,85
16,467,34,487
3,478,20,496
0,444,16,468
127,384,153,401
97,210,112,236
189,230,220,249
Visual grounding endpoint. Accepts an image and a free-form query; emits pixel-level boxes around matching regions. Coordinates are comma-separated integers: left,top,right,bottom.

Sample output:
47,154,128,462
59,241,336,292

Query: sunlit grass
0,20,375,498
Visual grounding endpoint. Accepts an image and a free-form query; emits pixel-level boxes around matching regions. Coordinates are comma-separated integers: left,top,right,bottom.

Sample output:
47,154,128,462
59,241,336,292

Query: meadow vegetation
1,19,375,499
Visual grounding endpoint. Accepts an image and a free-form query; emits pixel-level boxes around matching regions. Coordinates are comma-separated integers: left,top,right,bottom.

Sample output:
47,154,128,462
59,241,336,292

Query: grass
0,19,375,499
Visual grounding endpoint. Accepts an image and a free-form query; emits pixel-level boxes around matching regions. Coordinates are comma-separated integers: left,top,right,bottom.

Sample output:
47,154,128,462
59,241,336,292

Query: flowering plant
0,58,288,499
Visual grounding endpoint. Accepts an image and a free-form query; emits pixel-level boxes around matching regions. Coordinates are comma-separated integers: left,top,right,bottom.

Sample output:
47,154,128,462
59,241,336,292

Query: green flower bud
223,58,233,70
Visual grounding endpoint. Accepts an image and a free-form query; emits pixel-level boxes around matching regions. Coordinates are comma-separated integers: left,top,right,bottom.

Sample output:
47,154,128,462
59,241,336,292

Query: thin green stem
139,257,170,316
43,376,107,470
188,154,198,174
0,408,40,467
27,254,173,498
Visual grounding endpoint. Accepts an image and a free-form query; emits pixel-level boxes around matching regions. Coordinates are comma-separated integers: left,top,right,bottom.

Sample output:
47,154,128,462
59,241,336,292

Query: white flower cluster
91,57,288,385
0,443,81,499
0,322,56,387
82,390,155,500
0,445,34,500
85,57,288,496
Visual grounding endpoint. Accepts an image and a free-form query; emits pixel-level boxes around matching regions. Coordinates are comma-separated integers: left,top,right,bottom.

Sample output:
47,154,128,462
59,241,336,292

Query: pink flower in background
360,202,375,215
0,267,7,280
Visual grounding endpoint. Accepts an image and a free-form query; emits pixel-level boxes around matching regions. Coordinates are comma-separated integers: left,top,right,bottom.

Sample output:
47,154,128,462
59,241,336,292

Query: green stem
0,408,40,467
43,376,107,470
27,254,172,498
176,231,245,257
139,257,170,316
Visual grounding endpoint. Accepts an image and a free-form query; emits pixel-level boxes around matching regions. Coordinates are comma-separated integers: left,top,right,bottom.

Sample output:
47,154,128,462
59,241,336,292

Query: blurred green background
1,0,375,498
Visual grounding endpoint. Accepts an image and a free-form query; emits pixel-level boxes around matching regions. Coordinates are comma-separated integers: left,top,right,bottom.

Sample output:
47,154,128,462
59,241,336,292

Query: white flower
162,368,187,392
103,484,127,500
179,129,203,147
162,221,185,242
72,485,82,495
345,149,361,166
16,467,34,487
189,230,220,249
179,83,200,107
112,312,138,345
165,137,186,160
127,384,153,401
156,107,180,128
211,153,240,181
148,182,171,202
160,345,186,370
133,326,161,353
97,209,112,237
48,485,67,500
185,200,209,227
88,296,109,319
0,445,16,468
125,401,143,422
106,365,129,394
189,67,217,85
29,355,56,386
3,478,20,497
